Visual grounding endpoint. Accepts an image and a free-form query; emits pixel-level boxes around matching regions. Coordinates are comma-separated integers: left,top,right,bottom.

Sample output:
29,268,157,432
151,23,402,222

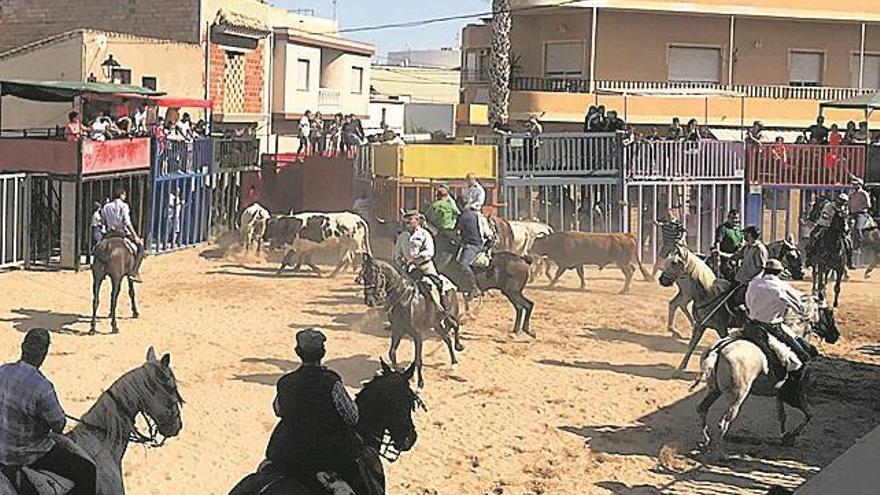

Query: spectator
167,186,183,247
525,115,544,137
843,120,857,144
91,200,106,246
685,118,701,142
646,127,661,141
770,136,788,165
805,115,829,144
352,114,366,144
194,119,208,138
133,105,147,135
327,113,343,155
667,117,683,140
853,121,870,144
311,111,325,155
828,123,842,146
583,105,597,132
591,105,607,131
298,110,313,156
64,111,88,142
90,115,110,141
794,135,806,144
604,110,625,132
746,120,764,146
176,112,194,142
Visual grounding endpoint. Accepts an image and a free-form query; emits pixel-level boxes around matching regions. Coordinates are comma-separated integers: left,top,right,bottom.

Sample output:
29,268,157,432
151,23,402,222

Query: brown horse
90,237,139,334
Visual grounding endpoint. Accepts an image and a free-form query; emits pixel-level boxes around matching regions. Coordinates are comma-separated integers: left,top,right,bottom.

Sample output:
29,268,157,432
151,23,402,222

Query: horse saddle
422,273,457,295
0,466,75,495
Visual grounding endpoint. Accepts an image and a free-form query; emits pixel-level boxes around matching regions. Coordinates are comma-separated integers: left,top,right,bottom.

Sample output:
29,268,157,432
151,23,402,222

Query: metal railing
0,173,26,269
213,137,260,169
509,77,870,100
501,132,622,178
625,140,746,180
318,88,342,111
153,138,213,176
747,143,866,186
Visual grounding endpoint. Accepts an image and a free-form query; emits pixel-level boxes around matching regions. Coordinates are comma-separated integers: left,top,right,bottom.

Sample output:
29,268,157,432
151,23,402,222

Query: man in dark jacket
454,202,485,300
265,328,362,492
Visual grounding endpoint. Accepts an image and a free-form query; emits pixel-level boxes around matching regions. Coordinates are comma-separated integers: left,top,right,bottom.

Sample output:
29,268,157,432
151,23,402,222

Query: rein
66,387,169,448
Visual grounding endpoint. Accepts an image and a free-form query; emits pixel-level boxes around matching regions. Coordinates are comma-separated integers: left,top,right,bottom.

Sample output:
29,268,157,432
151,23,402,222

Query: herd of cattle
237,203,650,293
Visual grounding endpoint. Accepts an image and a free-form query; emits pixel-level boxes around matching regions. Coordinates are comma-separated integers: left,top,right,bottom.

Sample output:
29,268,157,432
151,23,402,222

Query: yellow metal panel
399,145,497,180
372,144,402,177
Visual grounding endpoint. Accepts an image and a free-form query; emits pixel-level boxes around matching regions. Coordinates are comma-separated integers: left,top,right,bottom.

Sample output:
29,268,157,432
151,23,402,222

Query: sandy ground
1,243,879,495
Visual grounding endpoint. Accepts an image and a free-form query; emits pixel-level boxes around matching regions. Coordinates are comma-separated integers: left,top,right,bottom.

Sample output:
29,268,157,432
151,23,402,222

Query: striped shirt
0,362,66,465
658,219,686,247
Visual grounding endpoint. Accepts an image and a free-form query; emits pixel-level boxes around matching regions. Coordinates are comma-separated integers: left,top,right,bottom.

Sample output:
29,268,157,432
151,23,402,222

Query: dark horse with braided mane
0,347,183,495
423,218,535,336
359,255,463,388
807,197,847,307
228,360,423,495
90,235,140,334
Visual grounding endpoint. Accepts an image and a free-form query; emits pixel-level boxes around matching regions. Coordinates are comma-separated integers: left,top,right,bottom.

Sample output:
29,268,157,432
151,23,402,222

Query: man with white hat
265,328,363,493
848,175,874,249
743,259,813,390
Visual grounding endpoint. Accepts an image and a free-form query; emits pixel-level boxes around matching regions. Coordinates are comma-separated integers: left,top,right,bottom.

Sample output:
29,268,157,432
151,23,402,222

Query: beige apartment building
460,0,880,131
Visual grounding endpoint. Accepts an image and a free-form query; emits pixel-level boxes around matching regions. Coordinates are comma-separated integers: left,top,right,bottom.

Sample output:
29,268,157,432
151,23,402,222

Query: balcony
318,88,342,113
0,132,151,176
509,77,870,101
747,144,866,186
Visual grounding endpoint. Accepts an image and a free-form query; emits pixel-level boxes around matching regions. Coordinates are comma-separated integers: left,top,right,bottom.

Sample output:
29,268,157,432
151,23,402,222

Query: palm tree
489,0,512,127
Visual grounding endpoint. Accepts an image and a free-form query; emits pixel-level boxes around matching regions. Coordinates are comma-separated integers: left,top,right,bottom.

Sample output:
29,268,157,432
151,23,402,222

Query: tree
489,0,512,127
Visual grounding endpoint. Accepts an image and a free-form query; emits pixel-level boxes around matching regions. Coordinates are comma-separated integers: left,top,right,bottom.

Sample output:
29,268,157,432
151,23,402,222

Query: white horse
693,297,839,458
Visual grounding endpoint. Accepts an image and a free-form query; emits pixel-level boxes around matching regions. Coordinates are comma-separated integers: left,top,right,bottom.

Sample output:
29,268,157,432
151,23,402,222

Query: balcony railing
500,132,622,178
747,143,866,186
153,138,213,176
213,137,260,169
509,77,870,100
318,88,342,112
625,140,746,180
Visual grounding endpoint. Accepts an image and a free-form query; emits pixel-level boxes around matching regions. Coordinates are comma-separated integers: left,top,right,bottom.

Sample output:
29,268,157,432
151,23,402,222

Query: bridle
369,390,426,463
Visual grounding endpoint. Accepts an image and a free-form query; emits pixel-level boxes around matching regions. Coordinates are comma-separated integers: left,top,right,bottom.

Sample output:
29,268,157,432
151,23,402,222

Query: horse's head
138,347,184,440
807,197,829,224
779,238,805,281
355,359,424,461
658,246,688,287
360,254,390,308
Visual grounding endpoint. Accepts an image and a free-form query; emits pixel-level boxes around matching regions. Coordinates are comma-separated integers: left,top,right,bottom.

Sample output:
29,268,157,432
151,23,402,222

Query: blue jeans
458,244,481,293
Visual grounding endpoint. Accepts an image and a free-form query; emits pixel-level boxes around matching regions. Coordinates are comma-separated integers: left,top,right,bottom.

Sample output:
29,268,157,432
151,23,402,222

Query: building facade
460,0,880,131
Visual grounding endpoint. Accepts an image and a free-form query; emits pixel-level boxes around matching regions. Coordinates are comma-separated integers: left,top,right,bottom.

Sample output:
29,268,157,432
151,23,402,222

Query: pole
728,15,735,87
860,22,866,91
589,6,598,93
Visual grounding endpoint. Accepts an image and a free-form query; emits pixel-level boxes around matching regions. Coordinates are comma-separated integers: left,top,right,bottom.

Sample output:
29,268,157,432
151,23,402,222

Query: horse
90,236,139,334
425,220,535,336
359,254,463,388
767,237,805,281
807,198,847,307
693,296,839,458
658,246,738,371
0,347,183,495
228,360,423,495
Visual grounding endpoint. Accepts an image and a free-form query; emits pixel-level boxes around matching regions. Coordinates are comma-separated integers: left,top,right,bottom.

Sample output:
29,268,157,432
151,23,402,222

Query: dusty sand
1,244,879,495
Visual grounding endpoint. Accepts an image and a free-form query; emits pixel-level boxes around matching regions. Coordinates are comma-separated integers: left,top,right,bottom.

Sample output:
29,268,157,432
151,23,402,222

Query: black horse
360,254,463,388
808,198,847,307
228,360,423,495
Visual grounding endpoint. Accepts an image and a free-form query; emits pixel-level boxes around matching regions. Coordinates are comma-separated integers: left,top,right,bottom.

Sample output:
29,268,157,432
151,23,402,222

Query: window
111,68,132,85
464,49,490,82
141,76,157,91
667,46,721,83
223,51,245,114
297,59,310,91
464,51,477,82
851,54,880,90
789,51,823,87
351,66,364,94
544,42,584,77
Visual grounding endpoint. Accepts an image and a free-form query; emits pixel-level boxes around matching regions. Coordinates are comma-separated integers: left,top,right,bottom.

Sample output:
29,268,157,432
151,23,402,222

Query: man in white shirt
394,212,457,330
100,187,145,283
298,110,313,156
133,106,147,135
743,259,813,389
464,173,486,212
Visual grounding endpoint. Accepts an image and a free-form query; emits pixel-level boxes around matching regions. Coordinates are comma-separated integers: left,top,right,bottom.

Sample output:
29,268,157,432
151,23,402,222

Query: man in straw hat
0,329,96,495
742,259,814,391
265,328,363,493
848,175,874,249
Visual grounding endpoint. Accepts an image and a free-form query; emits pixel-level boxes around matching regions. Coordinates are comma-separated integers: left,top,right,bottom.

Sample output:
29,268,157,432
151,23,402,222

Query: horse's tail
691,346,720,392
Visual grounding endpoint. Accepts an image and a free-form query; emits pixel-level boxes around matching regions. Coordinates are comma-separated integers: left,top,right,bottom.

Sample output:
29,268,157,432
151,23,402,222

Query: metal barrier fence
0,173,27,269
747,144,866,186
501,132,622,178
148,138,213,253
214,137,260,169
625,140,746,180
80,171,151,264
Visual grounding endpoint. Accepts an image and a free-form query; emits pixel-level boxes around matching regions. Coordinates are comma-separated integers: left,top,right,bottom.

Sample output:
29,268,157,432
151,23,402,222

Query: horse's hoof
111,328,119,334
455,344,466,352
88,329,96,335
132,313,140,319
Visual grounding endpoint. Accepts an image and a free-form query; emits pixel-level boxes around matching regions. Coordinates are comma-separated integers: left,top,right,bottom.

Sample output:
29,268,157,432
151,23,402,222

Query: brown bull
532,232,653,293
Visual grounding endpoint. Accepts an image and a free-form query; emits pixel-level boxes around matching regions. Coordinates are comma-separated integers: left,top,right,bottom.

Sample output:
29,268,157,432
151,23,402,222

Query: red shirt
829,130,842,146
64,122,82,141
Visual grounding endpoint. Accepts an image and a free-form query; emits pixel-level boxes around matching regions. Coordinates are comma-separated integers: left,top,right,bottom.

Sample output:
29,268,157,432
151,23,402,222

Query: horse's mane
679,248,720,295
356,370,415,412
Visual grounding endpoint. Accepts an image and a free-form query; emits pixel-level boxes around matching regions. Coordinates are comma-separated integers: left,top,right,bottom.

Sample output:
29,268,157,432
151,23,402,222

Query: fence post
22,175,32,270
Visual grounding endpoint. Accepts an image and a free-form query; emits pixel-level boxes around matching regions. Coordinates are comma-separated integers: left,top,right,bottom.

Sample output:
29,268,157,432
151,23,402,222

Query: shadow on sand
232,354,380,388
561,356,880,493
579,326,698,355
538,358,697,382
0,308,91,335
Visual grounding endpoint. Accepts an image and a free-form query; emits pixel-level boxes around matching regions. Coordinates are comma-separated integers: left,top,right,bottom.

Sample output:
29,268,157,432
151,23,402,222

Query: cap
837,193,849,202
295,328,326,353
852,176,865,186
402,210,422,220
763,258,785,273
21,328,50,353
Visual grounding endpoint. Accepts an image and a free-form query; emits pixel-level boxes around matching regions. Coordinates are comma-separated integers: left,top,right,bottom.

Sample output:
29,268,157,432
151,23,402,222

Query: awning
0,79,164,102
710,128,804,143
819,92,880,111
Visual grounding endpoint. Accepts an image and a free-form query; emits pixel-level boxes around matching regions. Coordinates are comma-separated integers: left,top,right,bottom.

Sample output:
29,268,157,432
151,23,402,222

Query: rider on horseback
716,225,768,311
395,211,459,331
0,329,96,495
806,193,855,270
264,329,365,494
742,259,815,392
99,186,146,283
453,201,485,300
849,176,875,249
713,210,744,281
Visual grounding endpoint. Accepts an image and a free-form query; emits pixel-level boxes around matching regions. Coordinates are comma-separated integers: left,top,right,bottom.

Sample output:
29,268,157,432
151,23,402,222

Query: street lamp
101,54,120,80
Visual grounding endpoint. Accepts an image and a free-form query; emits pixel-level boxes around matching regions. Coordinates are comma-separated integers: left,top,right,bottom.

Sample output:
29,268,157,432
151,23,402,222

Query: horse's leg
520,293,535,337
776,398,787,438
833,270,843,307
128,277,139,318
678,324,706,371
109,276,122,334
330,249,350,278
502,290,523,334
90,272,102,335
449,294,465,352
549,266,567,287
414,330,425,388
718,391,748,457
697,386,722,450
575,265,586,290
783,393,813,445
303,253,323,277
389,326,402,370
668,291,692,337
277,250,296,274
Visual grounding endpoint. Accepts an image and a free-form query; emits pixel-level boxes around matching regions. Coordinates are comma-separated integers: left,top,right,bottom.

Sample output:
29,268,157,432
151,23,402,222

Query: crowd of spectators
296,110,367,159
64,100,208,144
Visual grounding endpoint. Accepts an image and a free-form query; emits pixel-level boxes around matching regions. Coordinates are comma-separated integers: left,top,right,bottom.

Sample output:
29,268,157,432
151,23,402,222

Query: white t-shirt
299,116,311,137
91,120,108,140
